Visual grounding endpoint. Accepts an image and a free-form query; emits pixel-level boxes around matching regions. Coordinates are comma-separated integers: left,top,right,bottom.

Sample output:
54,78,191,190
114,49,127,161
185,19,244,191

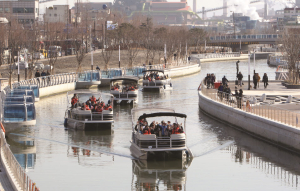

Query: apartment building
0,0,39,23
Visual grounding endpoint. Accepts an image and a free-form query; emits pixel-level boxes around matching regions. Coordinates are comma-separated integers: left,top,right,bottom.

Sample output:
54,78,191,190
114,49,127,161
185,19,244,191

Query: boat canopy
110,77,139,83
138,112,187,120
142,70,164,74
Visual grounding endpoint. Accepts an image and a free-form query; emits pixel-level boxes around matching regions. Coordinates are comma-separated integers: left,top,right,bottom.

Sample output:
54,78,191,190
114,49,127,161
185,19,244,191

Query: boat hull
130,142,188,161
66,118,113,130
3,120,37,133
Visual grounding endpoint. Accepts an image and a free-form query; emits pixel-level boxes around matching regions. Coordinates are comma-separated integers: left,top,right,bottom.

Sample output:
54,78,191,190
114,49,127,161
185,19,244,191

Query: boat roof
67,90,112,97
110,76,139,83
142,69,164,74
138,112,187,120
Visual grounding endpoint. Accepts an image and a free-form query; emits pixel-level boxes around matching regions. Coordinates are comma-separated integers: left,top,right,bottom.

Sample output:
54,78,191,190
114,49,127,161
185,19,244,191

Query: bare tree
279,29,300,84
117,22,141,68
101,29,117,70
7,20,25,87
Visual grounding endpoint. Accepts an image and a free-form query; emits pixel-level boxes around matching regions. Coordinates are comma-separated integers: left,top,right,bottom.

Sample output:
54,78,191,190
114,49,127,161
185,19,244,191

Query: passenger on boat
86,100,92,109
81,103,90,110
158,121,168,136
104,104,112,111
71,94,78,108
95,103,103,112
143,125,151,134
155,76,160,80
90,95,97,104
100,101,105,107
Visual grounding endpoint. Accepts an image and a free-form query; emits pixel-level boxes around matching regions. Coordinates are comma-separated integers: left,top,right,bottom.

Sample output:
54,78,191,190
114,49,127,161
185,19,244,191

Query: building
45,5,69,24
0,0,39,23
146,1,194,25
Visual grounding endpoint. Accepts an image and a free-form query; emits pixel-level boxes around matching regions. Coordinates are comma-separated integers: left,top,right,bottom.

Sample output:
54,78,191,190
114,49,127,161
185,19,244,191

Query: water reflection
7,129,36,170
199,108,300,188
67,130,115,166
132,159,192,191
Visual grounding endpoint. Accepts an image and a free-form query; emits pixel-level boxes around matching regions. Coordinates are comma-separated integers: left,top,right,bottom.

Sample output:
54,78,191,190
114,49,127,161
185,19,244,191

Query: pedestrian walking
237,89,243,109
253,73,258,89
41,70,46,85
263,73,268,89
35,69,41,85
257,73,261,88
211,74,215,88
237,72,243,87
222,75,228,86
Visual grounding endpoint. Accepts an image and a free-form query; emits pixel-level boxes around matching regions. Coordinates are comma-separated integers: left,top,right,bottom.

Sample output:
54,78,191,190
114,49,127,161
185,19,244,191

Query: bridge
206,34,280,51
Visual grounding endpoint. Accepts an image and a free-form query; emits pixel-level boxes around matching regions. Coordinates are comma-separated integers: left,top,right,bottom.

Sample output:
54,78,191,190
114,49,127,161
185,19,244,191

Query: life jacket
148,77,151,81
85,105,90,110
96,106,103,112
104,105,112,110
91,97,96,103
71,98,78,105
114,87,118,90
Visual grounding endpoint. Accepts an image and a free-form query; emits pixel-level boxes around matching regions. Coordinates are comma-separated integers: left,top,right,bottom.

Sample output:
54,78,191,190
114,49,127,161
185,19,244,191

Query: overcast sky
40,0,289,18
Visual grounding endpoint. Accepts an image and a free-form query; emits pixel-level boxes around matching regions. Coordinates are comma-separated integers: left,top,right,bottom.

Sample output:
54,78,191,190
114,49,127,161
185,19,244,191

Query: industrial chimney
223,0,227,17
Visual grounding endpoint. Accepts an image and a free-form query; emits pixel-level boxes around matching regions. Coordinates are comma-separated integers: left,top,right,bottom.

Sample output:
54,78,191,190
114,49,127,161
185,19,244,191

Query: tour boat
64,91,114,130
16,85,40,102
130,108,193,161
142,70,172,92
110,76,139,104
2,102,36,132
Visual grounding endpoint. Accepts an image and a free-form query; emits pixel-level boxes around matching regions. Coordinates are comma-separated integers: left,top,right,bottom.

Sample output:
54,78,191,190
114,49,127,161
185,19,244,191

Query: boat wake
193,140,235,158
10,133,136,159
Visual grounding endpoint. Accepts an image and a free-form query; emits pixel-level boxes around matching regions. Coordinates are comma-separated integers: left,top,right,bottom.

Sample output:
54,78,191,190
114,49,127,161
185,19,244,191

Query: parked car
34,62,44,70
11,61,28,69
33,52,45,60
44,64,53,70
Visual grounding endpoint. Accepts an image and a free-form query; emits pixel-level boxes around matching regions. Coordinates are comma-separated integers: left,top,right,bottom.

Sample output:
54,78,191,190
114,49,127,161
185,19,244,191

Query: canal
7,59,300,191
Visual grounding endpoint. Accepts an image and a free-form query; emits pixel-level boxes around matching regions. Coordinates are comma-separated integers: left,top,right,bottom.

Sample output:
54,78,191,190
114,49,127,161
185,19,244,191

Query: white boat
130,108,193,161
267,54,287,67
142,70,172,92
64,91,114,130
110,76,139,104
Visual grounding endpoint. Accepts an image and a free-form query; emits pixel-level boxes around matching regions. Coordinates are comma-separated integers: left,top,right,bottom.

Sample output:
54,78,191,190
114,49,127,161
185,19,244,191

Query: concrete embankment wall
198,91,300,152
99,63,201,86
39,82,76,98
165,64,201,78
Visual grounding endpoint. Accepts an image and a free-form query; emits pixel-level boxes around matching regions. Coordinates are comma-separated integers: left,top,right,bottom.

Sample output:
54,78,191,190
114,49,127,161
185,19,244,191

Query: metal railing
201,82,300,128
197,52,241,59
135,137,185,149
16,73,77,88
0,128,39,191
209,34,280,41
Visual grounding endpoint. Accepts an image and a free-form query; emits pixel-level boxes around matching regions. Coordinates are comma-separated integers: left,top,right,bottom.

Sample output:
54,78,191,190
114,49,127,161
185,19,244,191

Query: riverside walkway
204,80,300,127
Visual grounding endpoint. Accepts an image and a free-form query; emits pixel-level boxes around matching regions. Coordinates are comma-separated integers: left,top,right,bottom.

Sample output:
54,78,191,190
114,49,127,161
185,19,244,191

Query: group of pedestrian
253,73,268,89
35,69,51,85
204,73,216,88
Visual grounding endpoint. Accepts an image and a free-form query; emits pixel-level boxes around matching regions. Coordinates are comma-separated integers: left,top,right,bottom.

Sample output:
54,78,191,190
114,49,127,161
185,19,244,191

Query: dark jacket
35,71,41,78
237,73,243,80
263,75,268,82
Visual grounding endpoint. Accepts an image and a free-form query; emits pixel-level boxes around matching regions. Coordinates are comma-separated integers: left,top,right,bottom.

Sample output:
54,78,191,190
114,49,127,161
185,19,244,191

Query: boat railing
114,90,137,99
197,52,241,59
71,111,112,121
16,72,77,88
0,126,40,191
135,135,185,149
